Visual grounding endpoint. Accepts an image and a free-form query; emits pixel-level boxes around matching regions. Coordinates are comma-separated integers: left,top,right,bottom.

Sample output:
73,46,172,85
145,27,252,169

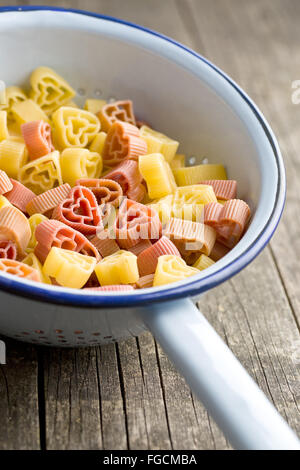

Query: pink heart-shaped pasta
52,186,103,235
21,120,54,160
204,199,250,248
115,198,161,249
35,219,101,263
0,240,17,260
105,160,145,202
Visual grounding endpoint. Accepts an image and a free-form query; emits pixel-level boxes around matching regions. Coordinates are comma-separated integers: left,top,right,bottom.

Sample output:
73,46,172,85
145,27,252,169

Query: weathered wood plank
117,334,172,449
97,343,128,450
43,347,102,450
0,338,40,450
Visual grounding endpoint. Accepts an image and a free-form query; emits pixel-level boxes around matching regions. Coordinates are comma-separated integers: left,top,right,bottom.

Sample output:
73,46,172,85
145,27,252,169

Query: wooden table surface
0,0,300,450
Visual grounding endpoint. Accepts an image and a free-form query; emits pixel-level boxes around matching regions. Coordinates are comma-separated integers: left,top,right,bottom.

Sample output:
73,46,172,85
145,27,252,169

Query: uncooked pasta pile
0,67,250,291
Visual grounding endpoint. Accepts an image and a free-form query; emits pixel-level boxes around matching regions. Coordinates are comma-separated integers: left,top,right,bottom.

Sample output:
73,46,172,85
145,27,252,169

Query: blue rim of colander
0,6,286,308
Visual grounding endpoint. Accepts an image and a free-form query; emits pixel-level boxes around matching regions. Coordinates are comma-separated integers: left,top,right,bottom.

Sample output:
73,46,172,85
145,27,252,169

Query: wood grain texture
97,343,128,450
117,335,172,449
43,347,102,450
0,0,299,450
0,338,40,450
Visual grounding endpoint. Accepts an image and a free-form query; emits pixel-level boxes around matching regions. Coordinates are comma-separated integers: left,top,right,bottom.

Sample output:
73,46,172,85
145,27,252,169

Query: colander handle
140,298,300,450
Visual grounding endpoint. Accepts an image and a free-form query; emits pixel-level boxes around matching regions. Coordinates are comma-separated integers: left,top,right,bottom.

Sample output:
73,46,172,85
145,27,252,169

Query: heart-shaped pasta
137,236,180,277
97,100,136,131
5,179,35,213
103,121,147,167
94,250,139,285
0,136,28,179
115,198,161,249
139,153,176,199
153,255,199,286
173,164,227,186
11,99,49,126
18,151,63,194
175,185,217,205
21,120,54,160
150,185,215,223
0,205,31,256
26,213,48,251
199,180,237,200
105,160,145,202
204,199,250,248
26,183,71,216
139,125,179,163
0,86,27,122
0,240,17,260
52,186,103,235
89,229,120,258
0,258,40,282
163,217,217,264
0,170,13,194
52,107,100,149
34,219,100,263
29,67,76,115
43,247,97,289
60,148,103,186
76,178,122,207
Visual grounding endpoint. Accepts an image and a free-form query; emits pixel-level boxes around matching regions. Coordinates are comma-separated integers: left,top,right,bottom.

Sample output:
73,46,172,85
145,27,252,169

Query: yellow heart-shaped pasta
0,86,27,122
139,153,177,199
95,250,139,286
60,148,103,186
19,151,63,194
52,106,100,149
153,255,198,286
29,67,76,115
140,126,179,163
43,247,96,289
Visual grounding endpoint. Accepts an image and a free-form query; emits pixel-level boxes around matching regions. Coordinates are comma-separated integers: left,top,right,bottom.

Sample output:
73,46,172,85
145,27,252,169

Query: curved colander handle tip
140,298,300,450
